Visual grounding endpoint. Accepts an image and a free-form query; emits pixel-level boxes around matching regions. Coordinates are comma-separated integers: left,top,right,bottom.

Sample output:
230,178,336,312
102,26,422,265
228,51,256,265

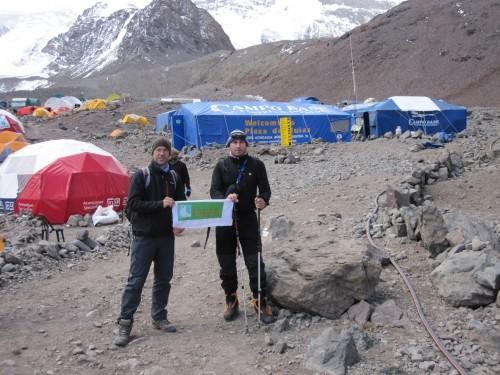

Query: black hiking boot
112,318,132,347
251,296,276,324
223,292,239,321
152,319,177,333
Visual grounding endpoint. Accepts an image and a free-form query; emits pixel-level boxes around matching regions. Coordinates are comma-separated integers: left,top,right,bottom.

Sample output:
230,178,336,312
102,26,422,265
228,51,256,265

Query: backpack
125,167,177,222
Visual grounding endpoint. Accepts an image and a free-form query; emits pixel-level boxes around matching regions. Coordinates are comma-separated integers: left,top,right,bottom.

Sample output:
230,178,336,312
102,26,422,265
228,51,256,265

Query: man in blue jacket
113,138,186,347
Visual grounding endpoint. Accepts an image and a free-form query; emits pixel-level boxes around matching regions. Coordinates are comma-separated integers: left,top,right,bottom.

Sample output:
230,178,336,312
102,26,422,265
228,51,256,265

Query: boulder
431,250,498,307
267,239,383,319
443,212,498,250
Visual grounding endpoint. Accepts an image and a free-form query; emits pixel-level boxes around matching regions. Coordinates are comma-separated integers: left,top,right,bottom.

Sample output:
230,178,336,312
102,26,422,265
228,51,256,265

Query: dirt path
0,225,315,375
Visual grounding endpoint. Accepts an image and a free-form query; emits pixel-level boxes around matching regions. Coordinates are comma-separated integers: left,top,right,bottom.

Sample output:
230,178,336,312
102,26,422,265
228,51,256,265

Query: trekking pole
257,208,262,327
234,207,249,333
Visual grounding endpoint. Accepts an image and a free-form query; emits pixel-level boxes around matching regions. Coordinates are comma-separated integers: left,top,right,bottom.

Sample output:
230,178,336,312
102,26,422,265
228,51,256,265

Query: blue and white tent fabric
343,96,466,138
159,101,353,149
155,110,176,133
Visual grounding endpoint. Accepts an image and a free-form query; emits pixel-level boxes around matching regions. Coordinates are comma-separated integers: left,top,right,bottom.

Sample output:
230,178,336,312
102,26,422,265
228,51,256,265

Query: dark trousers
119,235,175,322
215,212,267,298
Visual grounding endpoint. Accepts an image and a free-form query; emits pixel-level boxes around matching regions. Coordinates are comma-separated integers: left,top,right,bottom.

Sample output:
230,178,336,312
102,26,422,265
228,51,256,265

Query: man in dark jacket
169,149,192,198
113,138,186,347
210,129,275,324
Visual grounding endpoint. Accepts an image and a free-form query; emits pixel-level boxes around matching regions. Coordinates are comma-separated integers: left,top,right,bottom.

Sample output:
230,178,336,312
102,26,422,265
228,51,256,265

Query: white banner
172,199,234,229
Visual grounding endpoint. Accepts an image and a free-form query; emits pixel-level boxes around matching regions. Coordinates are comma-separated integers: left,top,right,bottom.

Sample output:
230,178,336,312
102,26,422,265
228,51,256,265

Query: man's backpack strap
141,167,151,189
170,169,178,189
139,166,176,191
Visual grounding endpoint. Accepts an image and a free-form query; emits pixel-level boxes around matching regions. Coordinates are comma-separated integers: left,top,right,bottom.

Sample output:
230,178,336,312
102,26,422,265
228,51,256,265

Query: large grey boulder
267,239,383,319
443,212,498,250
431,250,498,307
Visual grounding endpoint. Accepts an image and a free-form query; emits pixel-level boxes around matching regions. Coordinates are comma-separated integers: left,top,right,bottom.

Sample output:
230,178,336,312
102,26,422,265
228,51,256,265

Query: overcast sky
0,0,152,14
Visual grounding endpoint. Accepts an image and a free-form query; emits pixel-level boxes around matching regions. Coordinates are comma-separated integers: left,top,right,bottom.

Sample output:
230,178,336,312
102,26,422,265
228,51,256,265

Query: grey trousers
119,235,175,321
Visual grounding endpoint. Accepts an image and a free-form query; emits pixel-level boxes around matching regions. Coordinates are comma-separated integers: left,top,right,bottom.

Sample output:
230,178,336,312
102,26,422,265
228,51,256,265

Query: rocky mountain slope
45,0,233,79
0,0,233,92
11,0,497,107
0,0,402,92
130,0,498,107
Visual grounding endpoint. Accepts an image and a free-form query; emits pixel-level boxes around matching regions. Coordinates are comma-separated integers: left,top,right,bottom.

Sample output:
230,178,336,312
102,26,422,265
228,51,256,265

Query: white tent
61,96,83,108
44,97,74,111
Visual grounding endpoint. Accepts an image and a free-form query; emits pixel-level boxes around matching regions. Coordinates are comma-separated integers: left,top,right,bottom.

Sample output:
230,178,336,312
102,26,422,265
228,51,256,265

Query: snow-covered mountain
0,0,403,92
44,0,231,79
193,0,404,49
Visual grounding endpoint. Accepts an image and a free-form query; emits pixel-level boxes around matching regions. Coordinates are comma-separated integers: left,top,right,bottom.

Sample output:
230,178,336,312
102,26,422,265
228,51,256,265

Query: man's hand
173,227,184,236
226,193,239,203
185,187,192,198
163,197,175,208
255,197,267,210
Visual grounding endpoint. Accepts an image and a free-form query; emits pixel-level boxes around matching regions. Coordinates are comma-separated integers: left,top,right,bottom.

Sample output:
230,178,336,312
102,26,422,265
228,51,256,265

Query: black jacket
127,162,186,236
210,154,271,214
170,158,191,189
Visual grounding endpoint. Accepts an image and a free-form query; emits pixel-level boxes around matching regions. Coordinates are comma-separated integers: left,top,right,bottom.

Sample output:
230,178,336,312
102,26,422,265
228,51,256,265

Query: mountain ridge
2,0,499,107
0,0,401,91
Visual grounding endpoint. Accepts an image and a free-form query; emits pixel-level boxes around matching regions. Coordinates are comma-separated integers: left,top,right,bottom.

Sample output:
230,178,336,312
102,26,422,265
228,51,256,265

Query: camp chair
39,216,65,242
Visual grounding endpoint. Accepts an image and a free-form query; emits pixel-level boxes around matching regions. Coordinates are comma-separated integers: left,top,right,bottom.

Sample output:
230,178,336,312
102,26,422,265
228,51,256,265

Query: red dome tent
15,152,129,224
0,109,25,134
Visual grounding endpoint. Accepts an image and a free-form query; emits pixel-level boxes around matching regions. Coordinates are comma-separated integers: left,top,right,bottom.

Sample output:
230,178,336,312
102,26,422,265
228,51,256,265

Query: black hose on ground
366,191,467,375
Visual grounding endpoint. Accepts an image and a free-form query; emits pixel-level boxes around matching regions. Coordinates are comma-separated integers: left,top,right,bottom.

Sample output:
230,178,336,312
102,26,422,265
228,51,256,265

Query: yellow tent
0,131,28,161
119,114,149,126
82,99,107,110
33,107,53,118
0,131,26,144
106,93,121,102
5,141,27,152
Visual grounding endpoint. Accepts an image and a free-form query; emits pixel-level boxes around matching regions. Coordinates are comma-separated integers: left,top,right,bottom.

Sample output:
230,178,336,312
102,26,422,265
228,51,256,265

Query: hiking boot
152,319,177,333
251,297,276,324
223,292,239,321
112,318,132,347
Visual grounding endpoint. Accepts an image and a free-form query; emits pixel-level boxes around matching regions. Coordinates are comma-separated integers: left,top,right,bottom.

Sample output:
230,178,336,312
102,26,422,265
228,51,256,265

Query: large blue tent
160,101,353,149
343,96,467,138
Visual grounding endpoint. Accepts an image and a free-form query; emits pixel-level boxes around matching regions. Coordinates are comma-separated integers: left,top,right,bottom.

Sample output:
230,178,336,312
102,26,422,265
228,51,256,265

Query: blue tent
343,96,466,138
165,101,353,149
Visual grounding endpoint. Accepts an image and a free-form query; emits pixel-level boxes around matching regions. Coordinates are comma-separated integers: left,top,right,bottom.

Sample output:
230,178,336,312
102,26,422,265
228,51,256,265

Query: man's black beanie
151,138,171,154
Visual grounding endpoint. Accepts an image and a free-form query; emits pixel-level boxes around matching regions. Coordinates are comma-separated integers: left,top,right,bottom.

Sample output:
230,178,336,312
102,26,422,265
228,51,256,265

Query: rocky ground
0,103,499,375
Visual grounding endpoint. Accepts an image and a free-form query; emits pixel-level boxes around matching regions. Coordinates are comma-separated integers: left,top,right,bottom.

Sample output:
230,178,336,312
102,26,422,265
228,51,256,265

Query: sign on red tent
15,152,129,224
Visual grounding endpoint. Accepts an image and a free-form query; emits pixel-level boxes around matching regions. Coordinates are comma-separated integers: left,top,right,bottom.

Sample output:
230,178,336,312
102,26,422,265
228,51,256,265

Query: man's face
229,138,247,156
153,146,170,166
